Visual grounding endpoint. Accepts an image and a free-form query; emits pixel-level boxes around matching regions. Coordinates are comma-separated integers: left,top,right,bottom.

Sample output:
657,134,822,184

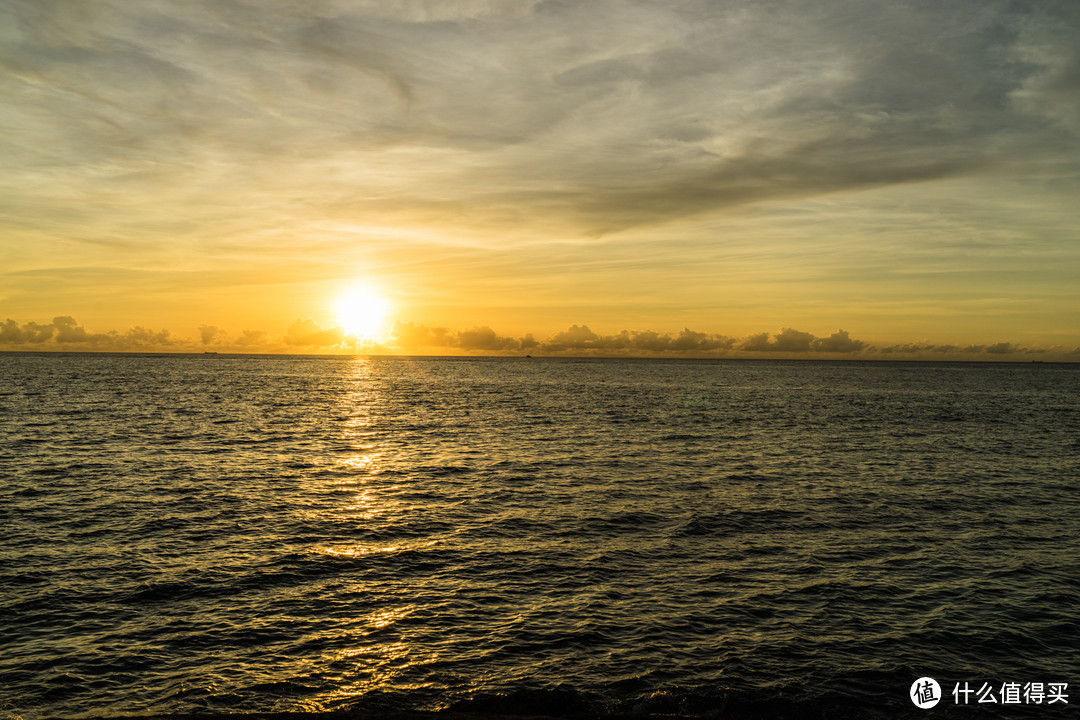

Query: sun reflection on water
338,453,379,471
317,539,439,558
305,359,486,709
318,641,442,707
339,487,384,520
305,358,442,707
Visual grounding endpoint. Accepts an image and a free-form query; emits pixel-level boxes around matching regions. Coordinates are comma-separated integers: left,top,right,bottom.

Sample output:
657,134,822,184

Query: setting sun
336,285,390,339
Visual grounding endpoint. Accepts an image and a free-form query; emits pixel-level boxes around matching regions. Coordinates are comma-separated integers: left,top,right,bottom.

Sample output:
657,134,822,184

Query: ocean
2,353,1078,719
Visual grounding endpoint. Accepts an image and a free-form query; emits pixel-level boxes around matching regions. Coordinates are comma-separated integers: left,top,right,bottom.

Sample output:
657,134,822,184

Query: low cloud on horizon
2,316,1076,361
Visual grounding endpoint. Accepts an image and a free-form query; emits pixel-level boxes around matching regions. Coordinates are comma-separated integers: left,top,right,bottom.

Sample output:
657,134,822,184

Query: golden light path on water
307,358,440,707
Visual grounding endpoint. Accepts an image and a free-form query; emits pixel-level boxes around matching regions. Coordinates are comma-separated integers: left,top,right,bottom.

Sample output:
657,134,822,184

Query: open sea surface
1,354,1078,719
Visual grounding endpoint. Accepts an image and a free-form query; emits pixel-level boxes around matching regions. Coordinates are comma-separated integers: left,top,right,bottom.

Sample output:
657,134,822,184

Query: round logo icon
911,677,941,709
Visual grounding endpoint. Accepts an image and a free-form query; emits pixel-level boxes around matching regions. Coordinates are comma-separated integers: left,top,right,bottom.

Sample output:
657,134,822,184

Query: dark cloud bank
3,317,1076,361
1,316,174,350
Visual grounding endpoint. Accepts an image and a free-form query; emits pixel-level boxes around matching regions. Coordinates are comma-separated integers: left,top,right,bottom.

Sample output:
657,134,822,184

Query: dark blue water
2,354,1078,719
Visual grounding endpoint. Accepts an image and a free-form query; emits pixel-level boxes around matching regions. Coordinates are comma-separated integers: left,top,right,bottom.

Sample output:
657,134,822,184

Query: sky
2,0,1078,358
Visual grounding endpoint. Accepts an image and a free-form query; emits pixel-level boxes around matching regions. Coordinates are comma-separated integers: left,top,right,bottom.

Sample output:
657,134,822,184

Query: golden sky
2,0,1078,358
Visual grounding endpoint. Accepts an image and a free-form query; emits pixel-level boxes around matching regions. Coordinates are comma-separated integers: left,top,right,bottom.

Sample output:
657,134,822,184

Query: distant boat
203,351,218,355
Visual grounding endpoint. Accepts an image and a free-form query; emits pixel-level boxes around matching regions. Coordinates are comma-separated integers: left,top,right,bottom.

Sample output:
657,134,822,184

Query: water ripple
1,355,1078,718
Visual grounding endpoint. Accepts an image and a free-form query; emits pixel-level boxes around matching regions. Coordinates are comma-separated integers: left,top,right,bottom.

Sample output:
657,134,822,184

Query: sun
335,285,390,339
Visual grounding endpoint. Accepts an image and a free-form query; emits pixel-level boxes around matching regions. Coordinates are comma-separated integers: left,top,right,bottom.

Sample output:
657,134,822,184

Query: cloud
390,321,522,351
741,333,773,353
392,321,455,347
772,328,816,353
123,326,173,347
812,330,868,353
546,324,601,350
53,315,90,343
741,328,866,353
199,325,221,345
457,326,521,351
985,341,1020,355
670,328,735,352
284,319,346,347
544,326,736,354
1,315,1074,361
0,318,55,343
0,316,175,350
878,341,1043,358
2,0,1075,246
879,343,930,355
391,321,736,356
389,323,1074,359
1010,3,1080,133
3,316,280,352
235,330,267,346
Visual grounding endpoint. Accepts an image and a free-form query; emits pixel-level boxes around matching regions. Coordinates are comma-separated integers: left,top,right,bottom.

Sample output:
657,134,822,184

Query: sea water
2,354,1078,719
